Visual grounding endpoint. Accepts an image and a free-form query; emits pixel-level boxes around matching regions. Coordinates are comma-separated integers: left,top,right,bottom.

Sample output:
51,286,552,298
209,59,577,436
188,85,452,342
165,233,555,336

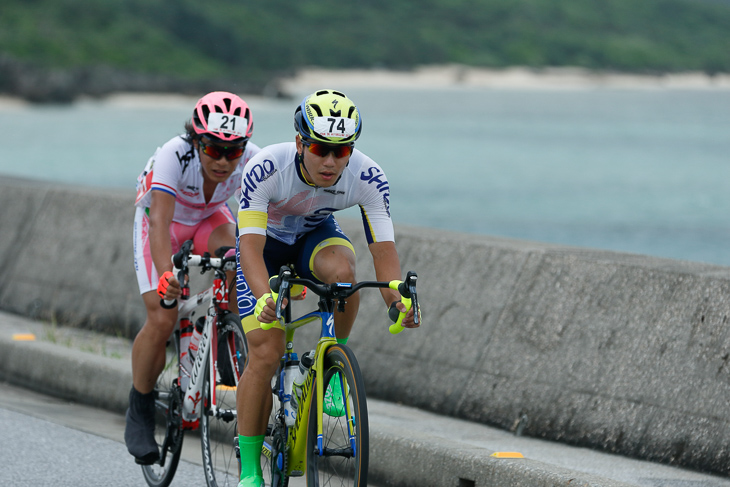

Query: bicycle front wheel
306,344,369,487
142,330,184,487
201,313,249,487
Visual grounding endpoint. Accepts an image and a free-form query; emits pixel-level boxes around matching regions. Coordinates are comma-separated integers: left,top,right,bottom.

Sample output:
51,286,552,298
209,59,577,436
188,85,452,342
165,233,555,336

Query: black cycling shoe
124,386,160,465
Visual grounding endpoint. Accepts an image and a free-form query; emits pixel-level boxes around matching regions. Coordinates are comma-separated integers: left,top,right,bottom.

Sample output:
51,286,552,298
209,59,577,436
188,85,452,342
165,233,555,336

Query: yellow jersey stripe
238,210,268,230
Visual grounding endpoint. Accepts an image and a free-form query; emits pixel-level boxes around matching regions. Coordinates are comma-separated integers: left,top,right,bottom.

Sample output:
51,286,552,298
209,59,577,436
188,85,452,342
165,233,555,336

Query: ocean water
1,86,729,266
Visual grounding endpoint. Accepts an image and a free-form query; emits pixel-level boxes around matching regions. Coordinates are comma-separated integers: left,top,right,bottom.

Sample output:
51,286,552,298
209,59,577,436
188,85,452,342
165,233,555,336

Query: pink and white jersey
135,135,260,225
237,142,394,245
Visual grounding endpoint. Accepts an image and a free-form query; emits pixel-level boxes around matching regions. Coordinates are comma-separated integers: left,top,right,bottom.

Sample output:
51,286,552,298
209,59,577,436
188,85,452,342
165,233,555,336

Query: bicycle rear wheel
142,330,184,487
201,313,249,487
306,344,369,487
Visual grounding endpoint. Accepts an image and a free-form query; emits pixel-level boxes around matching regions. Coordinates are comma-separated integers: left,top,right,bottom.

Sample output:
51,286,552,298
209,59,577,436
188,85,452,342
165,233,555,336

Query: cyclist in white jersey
234,89,420,487
126,91,260,465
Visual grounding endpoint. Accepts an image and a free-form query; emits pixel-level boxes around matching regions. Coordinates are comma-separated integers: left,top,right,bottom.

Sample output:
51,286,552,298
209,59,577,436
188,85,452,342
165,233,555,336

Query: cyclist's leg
235,236,297,487
296,216,359,340
129,208,181,464
132,292,178,392
310,242,357,417
131,209,191,394
297,218,357,418
235,325,285,486
128,293,179,464
312,244,358,337
139,297,185,483
195,204,238,304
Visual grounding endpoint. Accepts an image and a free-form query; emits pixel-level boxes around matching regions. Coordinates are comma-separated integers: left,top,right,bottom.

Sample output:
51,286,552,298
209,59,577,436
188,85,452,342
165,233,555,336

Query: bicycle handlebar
160,240,237,309
263,265,419,334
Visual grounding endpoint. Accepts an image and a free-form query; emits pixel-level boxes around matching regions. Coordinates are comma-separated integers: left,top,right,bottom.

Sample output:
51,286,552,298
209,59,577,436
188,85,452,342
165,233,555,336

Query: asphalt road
0,382,206,487
3,314,730,487
0,382,371,487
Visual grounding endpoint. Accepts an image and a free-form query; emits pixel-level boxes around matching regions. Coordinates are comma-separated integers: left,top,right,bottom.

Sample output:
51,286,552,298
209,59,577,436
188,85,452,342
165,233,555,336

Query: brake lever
270,266,292,324
407,273,419,325
160,242,193,309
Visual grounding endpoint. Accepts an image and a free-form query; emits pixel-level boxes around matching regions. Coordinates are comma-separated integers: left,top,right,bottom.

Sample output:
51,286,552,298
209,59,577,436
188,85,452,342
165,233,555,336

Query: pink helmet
191,91,254,142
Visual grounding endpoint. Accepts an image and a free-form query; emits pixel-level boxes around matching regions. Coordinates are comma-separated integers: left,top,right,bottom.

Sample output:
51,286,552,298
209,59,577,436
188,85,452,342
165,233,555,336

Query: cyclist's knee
141,310,176,341
313,248,356,284
207,222,236,253
246,332,284,374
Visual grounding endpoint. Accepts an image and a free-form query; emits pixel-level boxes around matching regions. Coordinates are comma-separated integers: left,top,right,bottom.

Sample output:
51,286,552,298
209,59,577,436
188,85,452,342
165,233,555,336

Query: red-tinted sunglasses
199,140,246,160
302,140,353,158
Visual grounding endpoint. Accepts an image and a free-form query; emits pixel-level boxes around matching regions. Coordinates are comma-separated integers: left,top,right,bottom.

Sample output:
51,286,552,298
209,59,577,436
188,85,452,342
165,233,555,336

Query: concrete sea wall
2,176,729,476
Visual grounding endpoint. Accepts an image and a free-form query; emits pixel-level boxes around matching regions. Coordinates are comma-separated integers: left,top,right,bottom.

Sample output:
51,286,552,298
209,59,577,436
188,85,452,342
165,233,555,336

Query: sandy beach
278,65,730,92
1,65,729,110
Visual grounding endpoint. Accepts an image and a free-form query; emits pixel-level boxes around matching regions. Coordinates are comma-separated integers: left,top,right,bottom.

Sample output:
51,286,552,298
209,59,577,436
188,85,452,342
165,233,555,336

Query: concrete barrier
2,176,729,477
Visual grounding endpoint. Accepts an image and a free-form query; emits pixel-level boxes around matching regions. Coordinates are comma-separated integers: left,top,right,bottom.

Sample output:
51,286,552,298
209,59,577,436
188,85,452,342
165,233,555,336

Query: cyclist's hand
157,271,181,300
255,293,288,324
396,301,421,328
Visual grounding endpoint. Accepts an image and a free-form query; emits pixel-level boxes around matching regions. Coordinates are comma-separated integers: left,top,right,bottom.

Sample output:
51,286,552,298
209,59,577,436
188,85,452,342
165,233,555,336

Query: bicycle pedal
182,418,199,430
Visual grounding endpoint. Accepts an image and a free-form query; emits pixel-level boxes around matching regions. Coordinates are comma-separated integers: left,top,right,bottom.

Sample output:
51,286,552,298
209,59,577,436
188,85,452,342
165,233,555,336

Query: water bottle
291,350,314,411
282,354,299,427
189,316,205,361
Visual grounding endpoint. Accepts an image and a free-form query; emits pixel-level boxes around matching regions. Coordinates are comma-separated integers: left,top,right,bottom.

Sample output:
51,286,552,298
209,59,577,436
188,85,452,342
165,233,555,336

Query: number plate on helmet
313,116,356,138
207,112,248,137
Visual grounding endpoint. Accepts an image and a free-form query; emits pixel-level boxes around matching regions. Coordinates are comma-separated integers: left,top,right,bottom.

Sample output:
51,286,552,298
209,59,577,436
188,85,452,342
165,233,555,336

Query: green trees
1,0,728,98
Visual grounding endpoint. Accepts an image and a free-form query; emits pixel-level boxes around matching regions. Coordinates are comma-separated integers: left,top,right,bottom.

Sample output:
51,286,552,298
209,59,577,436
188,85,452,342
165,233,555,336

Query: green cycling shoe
324,372,347,417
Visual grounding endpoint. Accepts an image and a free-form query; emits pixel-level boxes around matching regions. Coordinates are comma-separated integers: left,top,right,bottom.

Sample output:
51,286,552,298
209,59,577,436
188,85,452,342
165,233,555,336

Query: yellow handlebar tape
387,280,411,335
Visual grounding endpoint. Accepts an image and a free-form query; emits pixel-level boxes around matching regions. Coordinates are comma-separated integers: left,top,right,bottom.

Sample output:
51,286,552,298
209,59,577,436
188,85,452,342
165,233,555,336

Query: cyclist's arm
239,233,284,323
149,190,181,299
369,241,420,328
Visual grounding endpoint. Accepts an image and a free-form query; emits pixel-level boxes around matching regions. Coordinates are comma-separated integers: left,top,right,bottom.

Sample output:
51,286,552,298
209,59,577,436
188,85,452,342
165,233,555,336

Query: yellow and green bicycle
249,265,419,486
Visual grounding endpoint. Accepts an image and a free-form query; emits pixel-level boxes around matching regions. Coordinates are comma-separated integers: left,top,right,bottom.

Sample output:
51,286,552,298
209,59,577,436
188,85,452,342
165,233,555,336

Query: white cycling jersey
237,142,394,245
135,135,261,225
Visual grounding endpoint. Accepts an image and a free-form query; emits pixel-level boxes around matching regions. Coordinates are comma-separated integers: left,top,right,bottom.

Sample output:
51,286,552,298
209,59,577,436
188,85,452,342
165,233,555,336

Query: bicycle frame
165,251,238,424
281,308,338,476
145,239,246,487
179,282,219,423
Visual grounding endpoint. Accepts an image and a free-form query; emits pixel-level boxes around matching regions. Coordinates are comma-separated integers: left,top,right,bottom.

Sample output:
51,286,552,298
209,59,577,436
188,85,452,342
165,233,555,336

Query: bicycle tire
306,344,369,487
201,313,249,487
142,332,184,487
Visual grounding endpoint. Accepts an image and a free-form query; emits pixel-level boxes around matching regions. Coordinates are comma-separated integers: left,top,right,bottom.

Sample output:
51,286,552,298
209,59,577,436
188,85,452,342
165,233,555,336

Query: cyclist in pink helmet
126,91,260,465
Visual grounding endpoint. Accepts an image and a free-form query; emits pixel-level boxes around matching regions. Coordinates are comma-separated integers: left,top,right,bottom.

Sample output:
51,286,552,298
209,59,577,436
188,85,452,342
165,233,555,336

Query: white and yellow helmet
294,89,362,145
